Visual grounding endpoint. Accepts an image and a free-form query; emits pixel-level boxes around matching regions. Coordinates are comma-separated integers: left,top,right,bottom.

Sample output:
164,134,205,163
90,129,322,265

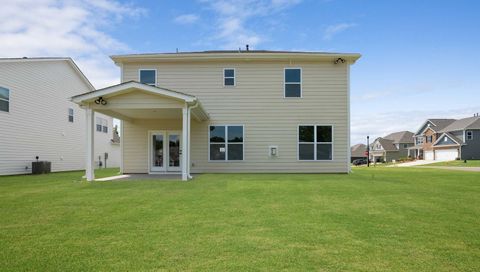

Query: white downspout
187,101,200,179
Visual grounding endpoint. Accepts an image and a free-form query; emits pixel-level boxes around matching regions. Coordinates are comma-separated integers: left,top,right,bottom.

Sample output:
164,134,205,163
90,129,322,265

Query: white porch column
181,106,189,181
187,107,192,178
85,107,95,181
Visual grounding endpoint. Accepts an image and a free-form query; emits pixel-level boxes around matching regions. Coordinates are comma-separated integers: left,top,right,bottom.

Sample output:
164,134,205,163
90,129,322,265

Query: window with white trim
96,117,102,132
139,69,156,86
209,125,244,161
102,119,108,133
68,108,74,122
298,125,333,161
96,117,108,133
224,68,235,86
0,87,9,112
466,131,473,140
285,68,302,97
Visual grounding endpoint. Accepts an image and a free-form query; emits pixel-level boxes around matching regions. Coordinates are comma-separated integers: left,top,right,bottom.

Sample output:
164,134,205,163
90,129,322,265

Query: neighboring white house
0,57,120,175
72,50,361,181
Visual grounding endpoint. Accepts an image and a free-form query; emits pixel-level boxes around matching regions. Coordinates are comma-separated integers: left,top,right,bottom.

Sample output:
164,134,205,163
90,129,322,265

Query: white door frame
148,130,166,173
148,130,182,174
166,130,181,172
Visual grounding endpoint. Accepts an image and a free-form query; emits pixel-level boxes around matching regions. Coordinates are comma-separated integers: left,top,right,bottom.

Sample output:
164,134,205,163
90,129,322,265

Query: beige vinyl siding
123,119,182,173
0,60,118,175
121,60,349,173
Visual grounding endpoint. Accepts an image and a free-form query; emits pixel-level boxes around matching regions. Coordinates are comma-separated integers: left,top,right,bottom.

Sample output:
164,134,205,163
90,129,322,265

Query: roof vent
22,57,28,59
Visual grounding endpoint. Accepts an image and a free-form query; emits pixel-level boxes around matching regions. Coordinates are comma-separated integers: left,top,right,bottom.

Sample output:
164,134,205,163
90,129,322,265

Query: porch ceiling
96,108,183,120
71,81,209,121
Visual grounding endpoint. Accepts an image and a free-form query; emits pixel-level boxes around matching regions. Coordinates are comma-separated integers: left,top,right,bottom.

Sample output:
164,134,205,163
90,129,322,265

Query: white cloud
323,23,356,40
350,107,480,145
0,0,145,88
199,0,302,49
174,14,200,24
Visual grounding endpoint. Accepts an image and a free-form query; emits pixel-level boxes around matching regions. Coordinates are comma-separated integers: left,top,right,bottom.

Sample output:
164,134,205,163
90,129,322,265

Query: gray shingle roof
384,131,415,144
428,119,456,132
439,116,480,132
377,138,398,151
351,144,367,157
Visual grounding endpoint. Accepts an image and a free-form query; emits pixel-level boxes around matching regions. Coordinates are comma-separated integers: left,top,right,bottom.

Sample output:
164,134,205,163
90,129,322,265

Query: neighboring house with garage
410,116,480,161
0,57,119,175
409,118,456,160
350,143,367,162
369,131,414,162
70,49,361,181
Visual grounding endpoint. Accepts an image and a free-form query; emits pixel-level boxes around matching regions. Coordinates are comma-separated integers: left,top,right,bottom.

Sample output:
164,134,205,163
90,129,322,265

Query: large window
96,117,108,133
139,69,156,86
0,87,9,112
223,68,235,86
298,125,333,161
209,125,244,161
284,68,302,97
68,108,74,122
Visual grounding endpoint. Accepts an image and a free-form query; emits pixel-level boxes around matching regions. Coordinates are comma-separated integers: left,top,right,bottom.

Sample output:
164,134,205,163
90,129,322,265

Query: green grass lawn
1,168,479,271
421,160,480,167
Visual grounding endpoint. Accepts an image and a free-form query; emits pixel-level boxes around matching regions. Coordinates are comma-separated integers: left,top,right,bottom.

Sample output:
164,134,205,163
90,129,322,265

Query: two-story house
71,50,361,181
369,131,414,162
0,58,120,175
410,116,480,161
409,119,456,160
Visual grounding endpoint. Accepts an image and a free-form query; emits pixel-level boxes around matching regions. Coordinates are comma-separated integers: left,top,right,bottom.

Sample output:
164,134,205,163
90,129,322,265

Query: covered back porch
71,81,209,181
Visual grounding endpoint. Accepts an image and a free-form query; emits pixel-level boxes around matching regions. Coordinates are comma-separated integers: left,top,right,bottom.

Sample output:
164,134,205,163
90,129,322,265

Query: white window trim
223,68,236,87
466,130,473,140
138,69,157,86
0,87,9,113
96,117,108,133
68,108,74,122
284,67,302,98
96,117,102,132
297,124,334,161
208,124,245,162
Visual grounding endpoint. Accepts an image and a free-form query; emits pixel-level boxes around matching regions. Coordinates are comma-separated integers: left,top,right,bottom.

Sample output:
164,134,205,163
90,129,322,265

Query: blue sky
1,0,479,144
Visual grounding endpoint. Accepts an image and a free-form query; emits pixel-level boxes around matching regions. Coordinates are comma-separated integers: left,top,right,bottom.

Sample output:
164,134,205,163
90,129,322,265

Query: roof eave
111,52,362,65
71,81,197,105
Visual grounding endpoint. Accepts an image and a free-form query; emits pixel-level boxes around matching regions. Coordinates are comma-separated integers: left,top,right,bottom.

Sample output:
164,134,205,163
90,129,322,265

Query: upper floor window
68,108,74,122
96,117,108,133
403,144,408,148
0,87,10,112
466,131,473,140
426,135,433,143
416,137,424,145
139,69,156,86
298,125,333,161
223,68,235,86
285,68,302,98
209,125,244,161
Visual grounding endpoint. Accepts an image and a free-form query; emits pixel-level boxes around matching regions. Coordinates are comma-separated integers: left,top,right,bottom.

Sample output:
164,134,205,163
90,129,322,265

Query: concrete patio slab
95,174,184,181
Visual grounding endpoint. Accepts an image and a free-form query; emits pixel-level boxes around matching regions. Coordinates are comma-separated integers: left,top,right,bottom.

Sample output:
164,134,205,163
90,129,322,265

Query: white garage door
424,151,434,161
435,149,458,161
